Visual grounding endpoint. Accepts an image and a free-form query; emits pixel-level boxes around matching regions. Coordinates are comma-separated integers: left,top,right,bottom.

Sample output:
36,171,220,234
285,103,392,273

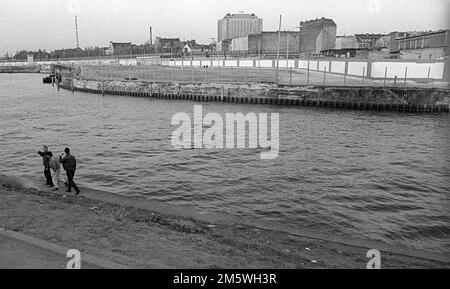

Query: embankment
1,174,449,268
0,66,40,73
60,77,450,113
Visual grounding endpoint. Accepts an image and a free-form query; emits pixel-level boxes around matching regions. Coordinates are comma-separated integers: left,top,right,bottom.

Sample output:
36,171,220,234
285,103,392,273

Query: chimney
149,26,153,45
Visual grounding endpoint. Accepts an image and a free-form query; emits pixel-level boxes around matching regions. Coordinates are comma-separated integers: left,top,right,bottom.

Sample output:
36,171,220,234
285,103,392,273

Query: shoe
66,190,71,193
52,188,59,191
75,190,80,195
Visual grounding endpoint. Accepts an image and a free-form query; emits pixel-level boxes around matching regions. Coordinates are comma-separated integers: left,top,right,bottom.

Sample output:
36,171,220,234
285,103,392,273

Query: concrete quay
60,77,450,113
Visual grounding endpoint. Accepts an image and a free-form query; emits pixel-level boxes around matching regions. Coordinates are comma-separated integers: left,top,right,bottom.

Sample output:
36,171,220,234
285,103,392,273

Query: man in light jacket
48,152,61,191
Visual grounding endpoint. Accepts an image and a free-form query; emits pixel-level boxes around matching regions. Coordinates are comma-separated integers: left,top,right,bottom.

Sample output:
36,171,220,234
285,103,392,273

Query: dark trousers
44,167,53,186
66,169,79,193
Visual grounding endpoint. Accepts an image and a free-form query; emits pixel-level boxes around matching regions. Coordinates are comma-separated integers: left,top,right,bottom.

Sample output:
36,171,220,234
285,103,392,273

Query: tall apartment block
218,13,263,42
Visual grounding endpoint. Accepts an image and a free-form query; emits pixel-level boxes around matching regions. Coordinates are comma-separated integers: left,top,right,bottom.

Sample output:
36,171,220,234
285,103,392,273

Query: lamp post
275,15,282,84
286,26,300,71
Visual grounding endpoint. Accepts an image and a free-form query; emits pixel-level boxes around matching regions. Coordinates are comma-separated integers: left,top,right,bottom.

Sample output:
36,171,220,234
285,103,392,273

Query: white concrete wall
224,60,238,67
371,62,445,79
239,60,254,67
201,60,212,66
298,60,308,69
330,61,346,74
168,58,446,80
347,62,368,76
38,56,441,80
279,60,296,68
318,61,330,72
257,60,273,68
118,58,137,66
308,61,318,71
212,60,224,67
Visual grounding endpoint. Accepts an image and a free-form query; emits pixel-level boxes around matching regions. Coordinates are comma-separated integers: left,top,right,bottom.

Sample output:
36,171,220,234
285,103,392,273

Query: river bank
0,175,448,269
60,77,450,113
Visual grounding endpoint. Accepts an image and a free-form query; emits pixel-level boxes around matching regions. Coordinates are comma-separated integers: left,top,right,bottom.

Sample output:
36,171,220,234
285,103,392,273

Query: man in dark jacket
38,146,54,187
59,147,80,195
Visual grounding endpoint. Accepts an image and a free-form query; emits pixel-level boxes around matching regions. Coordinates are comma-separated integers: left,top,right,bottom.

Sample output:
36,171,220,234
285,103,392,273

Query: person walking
59,147,80,195
38,146,53,187
49,152,61,191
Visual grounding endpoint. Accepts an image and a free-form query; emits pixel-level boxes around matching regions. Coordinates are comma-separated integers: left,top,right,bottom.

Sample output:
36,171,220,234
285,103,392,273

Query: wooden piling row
59,82,449,113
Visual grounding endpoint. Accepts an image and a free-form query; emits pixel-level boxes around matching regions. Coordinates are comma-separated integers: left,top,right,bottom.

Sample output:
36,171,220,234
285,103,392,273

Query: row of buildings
218,14,340,58
107,37,213,57
216,12,449,60
6,13,448,61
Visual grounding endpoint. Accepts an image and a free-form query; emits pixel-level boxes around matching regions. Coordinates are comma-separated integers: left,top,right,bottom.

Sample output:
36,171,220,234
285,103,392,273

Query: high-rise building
218,13,263,42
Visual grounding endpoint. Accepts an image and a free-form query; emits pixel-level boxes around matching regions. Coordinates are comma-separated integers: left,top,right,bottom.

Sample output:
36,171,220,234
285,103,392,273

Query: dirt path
0,178,448,269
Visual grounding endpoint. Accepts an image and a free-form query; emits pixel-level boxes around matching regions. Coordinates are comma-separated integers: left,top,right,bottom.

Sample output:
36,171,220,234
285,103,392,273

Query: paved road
0,235,69,269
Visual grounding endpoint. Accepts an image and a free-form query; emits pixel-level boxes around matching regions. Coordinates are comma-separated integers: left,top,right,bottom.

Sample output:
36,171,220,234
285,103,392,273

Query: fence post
289,67,292,85
181,64,184,82
362,66,365,84
427,66,431,86
204,66,207,83
218,64,221,83
230,66,232,83
343,61,348,86
404,66,408,86
245,67,248,84
258,62,261,83
192,66,194,82
171,66,174,83
307,60,310,85
323,66,327,85
384,67,388,87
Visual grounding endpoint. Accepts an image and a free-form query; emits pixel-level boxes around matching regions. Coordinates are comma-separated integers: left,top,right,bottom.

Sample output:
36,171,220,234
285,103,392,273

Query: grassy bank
0,176,448,269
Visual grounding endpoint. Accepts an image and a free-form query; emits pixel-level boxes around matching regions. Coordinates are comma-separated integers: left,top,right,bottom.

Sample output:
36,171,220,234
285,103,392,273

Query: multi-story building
354,34,386,49
107,42,132,56
335,36,358,49
299,17,337,57
218,13,263,42
390,30,449,59
154,37,184,54
230,31,300,55
335,34,388,50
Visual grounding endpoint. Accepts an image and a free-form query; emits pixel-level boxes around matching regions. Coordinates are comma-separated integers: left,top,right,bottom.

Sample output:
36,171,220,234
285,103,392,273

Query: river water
1,73,449,253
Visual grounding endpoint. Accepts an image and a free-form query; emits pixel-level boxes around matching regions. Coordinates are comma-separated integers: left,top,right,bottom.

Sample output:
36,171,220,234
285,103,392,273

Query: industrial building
390,30,449,60
230,31,300,55
299,18,337,57
106,42,132,56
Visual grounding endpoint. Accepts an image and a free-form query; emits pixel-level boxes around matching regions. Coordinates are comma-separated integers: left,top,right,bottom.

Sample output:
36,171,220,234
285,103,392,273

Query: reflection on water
0,73,449,253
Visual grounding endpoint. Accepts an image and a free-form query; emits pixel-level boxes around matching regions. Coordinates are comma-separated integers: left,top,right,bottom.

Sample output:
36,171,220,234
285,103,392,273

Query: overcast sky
0,0,448,56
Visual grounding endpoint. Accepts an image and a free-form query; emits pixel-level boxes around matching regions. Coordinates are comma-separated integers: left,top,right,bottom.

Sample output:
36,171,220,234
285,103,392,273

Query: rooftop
222,13,259,19
300,17,336,26
395,29,448,40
